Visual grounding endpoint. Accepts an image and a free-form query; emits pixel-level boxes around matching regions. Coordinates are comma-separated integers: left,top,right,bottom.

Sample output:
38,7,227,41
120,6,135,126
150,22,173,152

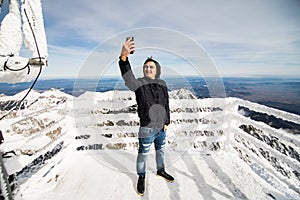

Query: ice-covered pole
0,152,13,200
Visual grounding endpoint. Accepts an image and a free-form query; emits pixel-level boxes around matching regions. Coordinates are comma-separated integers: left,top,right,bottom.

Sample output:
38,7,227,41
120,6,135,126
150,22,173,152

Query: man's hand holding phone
120,37,135,61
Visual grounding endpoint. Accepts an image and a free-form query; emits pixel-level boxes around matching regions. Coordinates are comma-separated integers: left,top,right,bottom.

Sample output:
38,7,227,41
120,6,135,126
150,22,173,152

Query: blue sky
39,0,300,78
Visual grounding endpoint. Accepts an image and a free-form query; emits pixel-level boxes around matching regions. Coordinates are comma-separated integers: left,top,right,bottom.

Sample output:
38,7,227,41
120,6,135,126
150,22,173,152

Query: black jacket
119,58,170,128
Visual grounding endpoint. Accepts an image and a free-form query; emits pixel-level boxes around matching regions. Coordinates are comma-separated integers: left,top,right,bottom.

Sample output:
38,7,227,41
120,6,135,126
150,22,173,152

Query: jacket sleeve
118,57,141,91
162,81,170,125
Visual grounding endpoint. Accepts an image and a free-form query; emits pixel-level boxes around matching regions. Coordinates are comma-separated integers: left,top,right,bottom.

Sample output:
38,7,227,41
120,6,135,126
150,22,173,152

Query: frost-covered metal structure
0,0,47,83
0,1,47,199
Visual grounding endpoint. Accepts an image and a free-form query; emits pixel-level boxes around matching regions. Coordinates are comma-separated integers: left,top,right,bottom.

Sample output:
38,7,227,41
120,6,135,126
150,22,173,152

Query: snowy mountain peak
169,88,197,99
12,89,40,101
41,88,73,99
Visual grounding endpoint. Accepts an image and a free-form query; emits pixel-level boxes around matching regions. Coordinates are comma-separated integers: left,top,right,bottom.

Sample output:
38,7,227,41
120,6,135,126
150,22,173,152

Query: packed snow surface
0,89,299,200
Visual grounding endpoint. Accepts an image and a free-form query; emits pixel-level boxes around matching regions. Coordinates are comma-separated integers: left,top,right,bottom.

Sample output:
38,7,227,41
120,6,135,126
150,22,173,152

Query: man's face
143,61,157,79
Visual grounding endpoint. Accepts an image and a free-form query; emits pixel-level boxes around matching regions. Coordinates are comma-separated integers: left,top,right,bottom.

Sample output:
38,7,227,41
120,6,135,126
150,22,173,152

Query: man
119,38,174,196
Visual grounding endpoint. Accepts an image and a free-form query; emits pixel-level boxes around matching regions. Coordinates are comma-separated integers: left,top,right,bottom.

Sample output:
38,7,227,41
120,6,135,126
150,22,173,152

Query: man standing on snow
118,38,174,196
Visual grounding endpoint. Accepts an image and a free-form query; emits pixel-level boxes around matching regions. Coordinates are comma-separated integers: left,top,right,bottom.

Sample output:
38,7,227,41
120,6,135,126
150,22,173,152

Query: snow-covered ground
0,89,299,200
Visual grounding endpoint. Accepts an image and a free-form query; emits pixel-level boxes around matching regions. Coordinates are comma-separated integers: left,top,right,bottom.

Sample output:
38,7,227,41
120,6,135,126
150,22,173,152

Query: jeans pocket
139,127,152,138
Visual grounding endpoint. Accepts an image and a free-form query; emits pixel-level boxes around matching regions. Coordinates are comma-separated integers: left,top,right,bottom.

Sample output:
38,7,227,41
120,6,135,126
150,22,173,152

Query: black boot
137,175,145,196
157,168,174,182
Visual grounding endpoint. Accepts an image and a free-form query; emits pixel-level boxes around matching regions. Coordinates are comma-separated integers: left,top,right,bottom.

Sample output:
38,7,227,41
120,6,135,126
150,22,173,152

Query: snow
21,0,48,58
0,89,299,200
0,0,22,56
0,0,47,83
41,88,73,99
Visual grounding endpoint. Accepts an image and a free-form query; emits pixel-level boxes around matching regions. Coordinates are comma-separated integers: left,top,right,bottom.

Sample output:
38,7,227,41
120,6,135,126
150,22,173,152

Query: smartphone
126,37,134,54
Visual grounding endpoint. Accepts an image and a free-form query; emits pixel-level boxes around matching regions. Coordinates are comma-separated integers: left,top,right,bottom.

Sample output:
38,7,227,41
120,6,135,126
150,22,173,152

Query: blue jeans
136,127,166,176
